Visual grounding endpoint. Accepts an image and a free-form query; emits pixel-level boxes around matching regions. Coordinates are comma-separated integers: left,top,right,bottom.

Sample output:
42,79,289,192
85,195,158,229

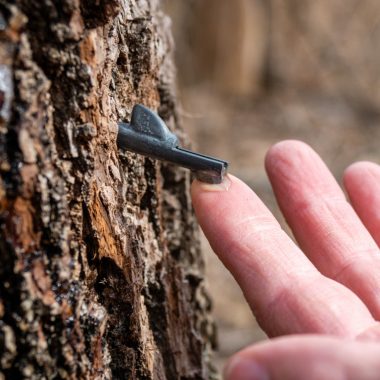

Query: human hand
191,141,380,380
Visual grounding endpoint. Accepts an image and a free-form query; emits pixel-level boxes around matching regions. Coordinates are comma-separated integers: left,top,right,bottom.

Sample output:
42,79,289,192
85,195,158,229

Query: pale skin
191,140,380,380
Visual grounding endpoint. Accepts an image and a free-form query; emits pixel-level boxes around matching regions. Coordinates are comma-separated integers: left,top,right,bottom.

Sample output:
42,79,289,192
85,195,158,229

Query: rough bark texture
0,1,216,379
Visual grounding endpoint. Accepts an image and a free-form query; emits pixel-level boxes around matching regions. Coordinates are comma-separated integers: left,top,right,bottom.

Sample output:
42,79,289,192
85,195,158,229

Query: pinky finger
344,162,380,247
225,336,380,380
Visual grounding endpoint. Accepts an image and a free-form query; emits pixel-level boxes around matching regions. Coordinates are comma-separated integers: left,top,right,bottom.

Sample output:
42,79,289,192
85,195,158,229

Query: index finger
191,175,375,337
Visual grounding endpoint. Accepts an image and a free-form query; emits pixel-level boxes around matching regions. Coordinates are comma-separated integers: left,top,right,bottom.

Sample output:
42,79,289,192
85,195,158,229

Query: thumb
224,335,380,380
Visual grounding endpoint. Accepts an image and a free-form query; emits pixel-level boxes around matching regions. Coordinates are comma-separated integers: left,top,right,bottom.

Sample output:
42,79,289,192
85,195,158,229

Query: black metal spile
117,104,228,184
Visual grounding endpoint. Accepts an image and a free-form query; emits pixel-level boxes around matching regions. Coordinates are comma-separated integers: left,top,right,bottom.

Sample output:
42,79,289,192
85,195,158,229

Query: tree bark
0,1,216,379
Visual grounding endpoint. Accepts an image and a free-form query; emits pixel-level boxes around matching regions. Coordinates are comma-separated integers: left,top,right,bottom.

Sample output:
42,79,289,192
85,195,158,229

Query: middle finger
265,141,380,319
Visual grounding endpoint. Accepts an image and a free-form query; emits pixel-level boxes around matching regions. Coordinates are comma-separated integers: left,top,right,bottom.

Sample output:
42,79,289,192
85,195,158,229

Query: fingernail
196,174,231,192
224,356,269,380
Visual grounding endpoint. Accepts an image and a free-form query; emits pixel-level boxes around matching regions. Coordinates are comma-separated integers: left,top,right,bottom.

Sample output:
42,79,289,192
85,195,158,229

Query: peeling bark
0,1,216,379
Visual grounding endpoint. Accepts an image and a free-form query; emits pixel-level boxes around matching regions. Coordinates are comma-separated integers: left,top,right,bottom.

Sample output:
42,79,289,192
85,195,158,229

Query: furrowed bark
0,1,216,378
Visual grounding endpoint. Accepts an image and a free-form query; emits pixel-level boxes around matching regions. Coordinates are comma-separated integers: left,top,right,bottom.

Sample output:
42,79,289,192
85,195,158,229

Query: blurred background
163,0,380,371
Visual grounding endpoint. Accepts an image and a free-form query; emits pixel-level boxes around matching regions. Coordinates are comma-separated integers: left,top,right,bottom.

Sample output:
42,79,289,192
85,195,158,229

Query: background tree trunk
0,1,216,379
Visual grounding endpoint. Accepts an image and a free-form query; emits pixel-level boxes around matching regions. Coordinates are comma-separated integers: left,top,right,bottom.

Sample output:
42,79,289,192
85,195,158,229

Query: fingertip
224,336,380,380
344,161,380,186
265,139,341,203
191,174,254,223
343,161,380,198
191,174,232,197
191,174,231,218
224,355,269,380
265,140,313,173
343,161,380,247
345,160,379,172
190,173,267,274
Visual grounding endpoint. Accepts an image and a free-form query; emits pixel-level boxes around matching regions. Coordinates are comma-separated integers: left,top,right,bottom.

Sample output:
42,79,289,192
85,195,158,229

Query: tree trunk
0,1,216,379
